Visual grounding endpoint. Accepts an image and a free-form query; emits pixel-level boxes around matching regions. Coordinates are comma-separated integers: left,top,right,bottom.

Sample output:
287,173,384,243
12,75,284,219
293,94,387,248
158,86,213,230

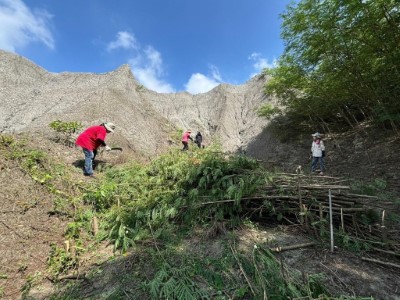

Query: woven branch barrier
270,174,399,254
195,172,400,258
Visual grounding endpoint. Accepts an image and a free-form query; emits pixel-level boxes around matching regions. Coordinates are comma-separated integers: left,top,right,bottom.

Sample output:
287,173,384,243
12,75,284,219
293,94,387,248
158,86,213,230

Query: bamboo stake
347,193,378,199
326,207,367,212
381,210,388,245
340,208,345,232
278,184,350,190
182,196,299,207
270,242,316,252
304,184,351,190
92,216,99,236
64,240,70,252
230,244,256,296
329,189,334,253
297,169,304,224
361,257,400,269
371,248,400,257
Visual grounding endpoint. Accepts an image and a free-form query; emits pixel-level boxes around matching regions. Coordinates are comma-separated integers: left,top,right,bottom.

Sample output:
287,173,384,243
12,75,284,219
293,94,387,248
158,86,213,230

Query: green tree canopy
265,0,400,131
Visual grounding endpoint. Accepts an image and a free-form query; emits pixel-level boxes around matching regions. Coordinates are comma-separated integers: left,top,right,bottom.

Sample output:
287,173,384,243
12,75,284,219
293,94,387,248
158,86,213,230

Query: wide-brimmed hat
104,122,116,132
312,132,321,138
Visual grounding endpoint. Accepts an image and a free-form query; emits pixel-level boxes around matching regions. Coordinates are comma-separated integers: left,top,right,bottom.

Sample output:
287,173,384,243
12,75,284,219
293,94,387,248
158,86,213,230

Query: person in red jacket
76,122,116,176
181,129,193,151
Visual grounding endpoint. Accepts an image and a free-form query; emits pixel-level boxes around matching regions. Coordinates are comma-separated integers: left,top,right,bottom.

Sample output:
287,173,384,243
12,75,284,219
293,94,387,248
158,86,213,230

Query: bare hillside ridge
0,50,272,155
144,77,272,151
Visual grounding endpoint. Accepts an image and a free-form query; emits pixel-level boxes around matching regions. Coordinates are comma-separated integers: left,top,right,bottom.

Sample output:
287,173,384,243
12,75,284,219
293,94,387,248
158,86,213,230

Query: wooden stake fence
191,172,400,254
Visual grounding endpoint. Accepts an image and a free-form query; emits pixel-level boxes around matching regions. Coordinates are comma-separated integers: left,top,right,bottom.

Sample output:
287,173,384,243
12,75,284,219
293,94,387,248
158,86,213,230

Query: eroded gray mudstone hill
0,50,273,155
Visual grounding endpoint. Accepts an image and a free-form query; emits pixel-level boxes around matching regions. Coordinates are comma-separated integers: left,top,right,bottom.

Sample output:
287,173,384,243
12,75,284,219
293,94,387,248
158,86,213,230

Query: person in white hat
311,132,325,175
75,122,116,176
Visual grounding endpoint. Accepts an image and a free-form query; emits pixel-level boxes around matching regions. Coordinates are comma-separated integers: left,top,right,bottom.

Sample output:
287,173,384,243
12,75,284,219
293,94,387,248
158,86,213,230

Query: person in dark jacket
76,122,115,176
195,131,203,148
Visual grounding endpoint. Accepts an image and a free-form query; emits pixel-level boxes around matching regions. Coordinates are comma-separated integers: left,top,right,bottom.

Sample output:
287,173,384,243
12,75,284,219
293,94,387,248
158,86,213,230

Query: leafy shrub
257,103,281,119
0,137,55,185
0,134,15,147
49,120,82,146
47,243,82,277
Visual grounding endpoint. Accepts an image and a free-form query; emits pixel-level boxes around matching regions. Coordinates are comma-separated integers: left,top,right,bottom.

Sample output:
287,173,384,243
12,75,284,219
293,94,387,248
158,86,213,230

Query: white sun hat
104,122,116,132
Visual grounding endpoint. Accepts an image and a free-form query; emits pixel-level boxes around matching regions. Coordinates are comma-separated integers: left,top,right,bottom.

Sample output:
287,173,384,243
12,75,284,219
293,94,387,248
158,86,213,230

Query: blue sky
0,0,294,94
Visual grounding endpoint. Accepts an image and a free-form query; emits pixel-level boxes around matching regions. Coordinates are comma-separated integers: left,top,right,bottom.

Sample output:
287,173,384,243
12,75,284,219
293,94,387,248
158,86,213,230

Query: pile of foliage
85,147,268,252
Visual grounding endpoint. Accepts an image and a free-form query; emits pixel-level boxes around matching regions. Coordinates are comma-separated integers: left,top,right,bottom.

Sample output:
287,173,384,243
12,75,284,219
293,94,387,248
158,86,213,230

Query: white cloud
128,46,175,93
0,0,54,52
106,31,137,52
184,65,222,94
133,67,175,93
210,65,222,82
108,31,173,93
107,31,223,94
248,52,277,77
185,73,219,95
143,46,162,74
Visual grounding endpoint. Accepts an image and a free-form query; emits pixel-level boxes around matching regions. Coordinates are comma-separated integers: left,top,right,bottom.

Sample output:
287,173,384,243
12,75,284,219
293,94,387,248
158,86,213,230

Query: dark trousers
182,141,189,151
311,156,325,172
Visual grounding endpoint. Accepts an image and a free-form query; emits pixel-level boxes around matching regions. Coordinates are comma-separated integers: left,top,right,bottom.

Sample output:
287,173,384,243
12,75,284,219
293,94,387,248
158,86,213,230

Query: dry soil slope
0,50,175,156
0,150,67,299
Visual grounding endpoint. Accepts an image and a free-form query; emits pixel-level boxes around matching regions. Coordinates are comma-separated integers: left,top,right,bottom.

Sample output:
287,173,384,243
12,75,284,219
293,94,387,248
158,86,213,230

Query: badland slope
0,50,271,156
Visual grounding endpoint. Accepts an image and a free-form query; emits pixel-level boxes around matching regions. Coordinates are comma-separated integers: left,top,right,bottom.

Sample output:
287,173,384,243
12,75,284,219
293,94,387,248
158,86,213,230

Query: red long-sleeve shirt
76,125,107,151
182,131,192,142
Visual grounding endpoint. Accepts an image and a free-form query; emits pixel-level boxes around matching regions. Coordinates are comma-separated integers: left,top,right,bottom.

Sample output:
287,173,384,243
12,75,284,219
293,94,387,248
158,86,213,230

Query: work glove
105,145,112,151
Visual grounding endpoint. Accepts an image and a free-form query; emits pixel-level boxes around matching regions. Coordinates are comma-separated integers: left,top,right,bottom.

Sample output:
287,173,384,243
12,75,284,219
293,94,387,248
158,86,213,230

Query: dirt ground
236,226,400,300
0,150,66,299
26,226,400,300
0,131,399,300
0,133,128,300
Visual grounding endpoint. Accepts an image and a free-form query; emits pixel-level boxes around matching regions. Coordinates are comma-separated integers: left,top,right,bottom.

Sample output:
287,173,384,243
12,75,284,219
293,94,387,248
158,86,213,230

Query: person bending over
76,122,115,176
